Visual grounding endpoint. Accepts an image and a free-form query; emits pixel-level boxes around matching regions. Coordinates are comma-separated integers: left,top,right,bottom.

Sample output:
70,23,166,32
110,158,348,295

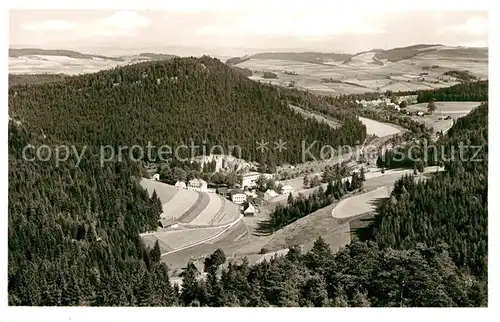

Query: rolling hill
8,56,367,167
8,48,179,75
227,45,487,67
228,45,488,95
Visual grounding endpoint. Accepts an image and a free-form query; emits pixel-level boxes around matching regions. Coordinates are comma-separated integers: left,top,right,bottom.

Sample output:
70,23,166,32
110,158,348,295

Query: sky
9,6,488,56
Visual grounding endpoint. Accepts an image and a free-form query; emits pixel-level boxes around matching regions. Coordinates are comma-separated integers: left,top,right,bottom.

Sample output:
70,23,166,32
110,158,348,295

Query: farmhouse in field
175,181,187,189
159,218,179,229
230,191,247,204
241,171,261,188
152,173,160,181
187,178,208,192
281,185,295,196
243,203,256,216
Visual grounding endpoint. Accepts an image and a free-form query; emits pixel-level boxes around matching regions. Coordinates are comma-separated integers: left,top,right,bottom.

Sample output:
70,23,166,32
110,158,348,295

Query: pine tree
150,240,161,262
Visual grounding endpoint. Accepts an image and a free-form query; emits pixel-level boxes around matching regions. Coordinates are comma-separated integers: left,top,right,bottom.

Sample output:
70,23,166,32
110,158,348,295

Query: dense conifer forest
8,124,177,305
8,57,487,306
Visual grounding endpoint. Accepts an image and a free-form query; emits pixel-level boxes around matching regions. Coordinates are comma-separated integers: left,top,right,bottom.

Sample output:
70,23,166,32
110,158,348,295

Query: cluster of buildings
241,172,274,189
154,171,296,219
356,94,418,109
174,178,218,193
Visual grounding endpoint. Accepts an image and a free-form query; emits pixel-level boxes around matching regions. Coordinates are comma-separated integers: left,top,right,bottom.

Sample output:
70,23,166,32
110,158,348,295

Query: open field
289,104,341,128
9,55,127,75
408,101,481,115
406,101,481,134
188,193,223,225
162,220,256,275
209,199,241,226
332,186,391,219
162,189,201,220
263,202,351,253
153,227,226,251
140,178,179,204
358,117,402,136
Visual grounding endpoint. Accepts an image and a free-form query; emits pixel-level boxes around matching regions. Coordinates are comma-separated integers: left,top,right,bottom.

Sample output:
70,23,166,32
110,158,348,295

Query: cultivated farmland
163,189,202,220
234,45,487,96
188,193,223,226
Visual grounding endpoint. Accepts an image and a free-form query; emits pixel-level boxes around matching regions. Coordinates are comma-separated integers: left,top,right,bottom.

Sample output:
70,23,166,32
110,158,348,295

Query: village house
264,189,279,201
152,173,160,181
261,173,274,180
175,181,187,189
241,171,261,188
230,191,247,204
243,203,256,216
187,178,208,192
281,185,295,196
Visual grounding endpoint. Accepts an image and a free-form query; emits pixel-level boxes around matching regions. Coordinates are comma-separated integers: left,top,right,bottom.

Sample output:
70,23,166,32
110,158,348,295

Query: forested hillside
369,103,488,279
8,123,177,305
416,80,488,102
8,56,366,166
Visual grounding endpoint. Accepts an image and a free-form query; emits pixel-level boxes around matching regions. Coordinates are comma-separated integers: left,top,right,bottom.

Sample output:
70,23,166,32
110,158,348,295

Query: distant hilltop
9,48,179,62
225,44,488,67
8,47,180,75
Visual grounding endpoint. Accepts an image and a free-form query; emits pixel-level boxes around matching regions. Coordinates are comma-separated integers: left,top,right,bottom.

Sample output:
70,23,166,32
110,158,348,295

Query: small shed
159,218,179,229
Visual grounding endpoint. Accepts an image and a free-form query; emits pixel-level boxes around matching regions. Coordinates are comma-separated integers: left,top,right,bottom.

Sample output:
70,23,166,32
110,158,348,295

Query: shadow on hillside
253,219,277,236
349,197,389,241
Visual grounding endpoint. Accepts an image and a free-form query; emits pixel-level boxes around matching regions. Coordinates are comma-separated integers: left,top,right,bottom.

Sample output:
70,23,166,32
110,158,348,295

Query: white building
244,203,256,216
261,173,274,180
187,178,208,192
175,181,187,189
152,174,160,181
241,171,261,188
264,189,279,201
281,185,295,196
417,111,425,116
231,191,247,204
